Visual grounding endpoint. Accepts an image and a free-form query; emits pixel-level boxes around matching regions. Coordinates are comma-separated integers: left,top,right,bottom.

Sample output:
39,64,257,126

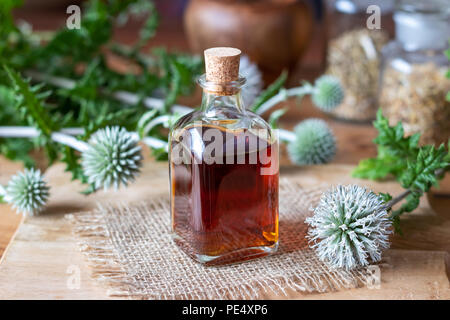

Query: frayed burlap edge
66,179,373,299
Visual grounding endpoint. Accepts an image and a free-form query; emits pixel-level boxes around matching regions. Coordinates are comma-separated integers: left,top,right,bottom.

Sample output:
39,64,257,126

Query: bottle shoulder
169,108,277,160
171,108,272,133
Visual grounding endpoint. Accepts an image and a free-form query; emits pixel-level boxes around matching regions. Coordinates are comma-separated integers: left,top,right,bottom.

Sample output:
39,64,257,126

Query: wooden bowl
184,0,313,83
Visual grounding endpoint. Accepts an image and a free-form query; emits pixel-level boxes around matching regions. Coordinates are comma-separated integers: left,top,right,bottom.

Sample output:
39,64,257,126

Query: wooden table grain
0,161,449,299
0,158,25,261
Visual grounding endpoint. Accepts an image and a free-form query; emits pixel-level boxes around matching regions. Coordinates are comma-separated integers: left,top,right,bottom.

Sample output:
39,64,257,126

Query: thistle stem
138,114,171,137
255,86,313,115
0,126,168,153
51,132,89,153
0,126,88,152
384,168,446,210
21,72,307,150
111,91,191,114
385,190,411,210
141,136,169,151
26,71,315,116
278,129,296,143
25,71,191,114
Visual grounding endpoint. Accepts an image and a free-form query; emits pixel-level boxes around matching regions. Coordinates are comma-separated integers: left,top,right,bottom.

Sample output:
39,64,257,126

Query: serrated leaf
4,65,59,136
61,146,87,183
391,193,421,219
0,85,15,106
137,109,158,138
378,192,393,203
251,70,288,113
163,60,182,113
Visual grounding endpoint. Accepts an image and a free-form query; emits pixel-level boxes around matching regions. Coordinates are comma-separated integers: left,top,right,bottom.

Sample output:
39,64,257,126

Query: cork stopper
203,47,241,95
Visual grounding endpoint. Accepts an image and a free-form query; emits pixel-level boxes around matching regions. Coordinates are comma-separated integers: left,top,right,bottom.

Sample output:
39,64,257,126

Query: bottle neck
200,90,246,115
198,74,247,115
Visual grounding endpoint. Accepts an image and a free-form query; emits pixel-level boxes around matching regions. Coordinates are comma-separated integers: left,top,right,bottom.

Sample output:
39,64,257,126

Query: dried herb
380,63,450,145
326,29,388,121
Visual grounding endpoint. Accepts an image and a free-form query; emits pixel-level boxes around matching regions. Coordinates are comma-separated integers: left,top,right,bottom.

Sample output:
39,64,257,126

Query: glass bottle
379,0,450,145
169,47,279,265
325,0,394,122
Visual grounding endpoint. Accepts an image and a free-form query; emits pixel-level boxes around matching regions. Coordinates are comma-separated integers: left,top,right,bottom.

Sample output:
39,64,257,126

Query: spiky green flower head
311,75,344,112
4,168,50,216
306,185,392,270
287,118,336,165
82,126,143,190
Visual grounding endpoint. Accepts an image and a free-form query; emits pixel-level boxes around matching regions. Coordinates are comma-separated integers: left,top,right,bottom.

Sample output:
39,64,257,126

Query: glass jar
169,48,279,265
325,0,394,122
379,0,450,145
326,0,395,39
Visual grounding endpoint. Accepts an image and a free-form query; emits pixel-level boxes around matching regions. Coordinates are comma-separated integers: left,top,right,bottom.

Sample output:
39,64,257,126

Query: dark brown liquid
170,124,278,264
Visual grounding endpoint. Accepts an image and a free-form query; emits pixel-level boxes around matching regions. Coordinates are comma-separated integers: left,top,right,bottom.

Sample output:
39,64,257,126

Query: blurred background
13,0,327,81
6,0,450,164
11,0,376,163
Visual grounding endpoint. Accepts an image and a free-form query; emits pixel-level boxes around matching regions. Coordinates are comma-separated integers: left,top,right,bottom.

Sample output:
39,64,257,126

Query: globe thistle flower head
82,126,143,190
4,168,50,216
239,55,263,107
306,185,392,270
287,118,336,165
311,75,344,112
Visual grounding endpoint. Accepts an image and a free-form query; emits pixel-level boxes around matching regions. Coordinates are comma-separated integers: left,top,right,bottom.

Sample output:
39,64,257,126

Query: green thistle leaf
251,70,287,113
354,109,449,227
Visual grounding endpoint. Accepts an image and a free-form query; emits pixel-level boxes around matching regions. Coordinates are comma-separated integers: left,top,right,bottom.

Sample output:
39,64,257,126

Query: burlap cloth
66,179,372,299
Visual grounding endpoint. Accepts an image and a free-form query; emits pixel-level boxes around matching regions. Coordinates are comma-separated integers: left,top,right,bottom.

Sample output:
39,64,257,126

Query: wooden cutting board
0,160,449,299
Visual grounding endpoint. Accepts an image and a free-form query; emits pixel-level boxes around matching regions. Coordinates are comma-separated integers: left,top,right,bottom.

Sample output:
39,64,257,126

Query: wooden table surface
0,3,449,298
1,161,449,299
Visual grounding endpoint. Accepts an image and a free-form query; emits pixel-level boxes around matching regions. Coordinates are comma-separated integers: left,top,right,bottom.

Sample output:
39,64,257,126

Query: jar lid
335,0,395,14
394,0,450,51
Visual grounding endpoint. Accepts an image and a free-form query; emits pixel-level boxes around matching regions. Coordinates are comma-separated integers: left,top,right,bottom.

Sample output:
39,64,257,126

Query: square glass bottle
169,47,279,265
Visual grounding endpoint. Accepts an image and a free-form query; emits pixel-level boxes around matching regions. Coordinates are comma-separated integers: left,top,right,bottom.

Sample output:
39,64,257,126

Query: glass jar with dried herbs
379,0,450,145
325,0,394,122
